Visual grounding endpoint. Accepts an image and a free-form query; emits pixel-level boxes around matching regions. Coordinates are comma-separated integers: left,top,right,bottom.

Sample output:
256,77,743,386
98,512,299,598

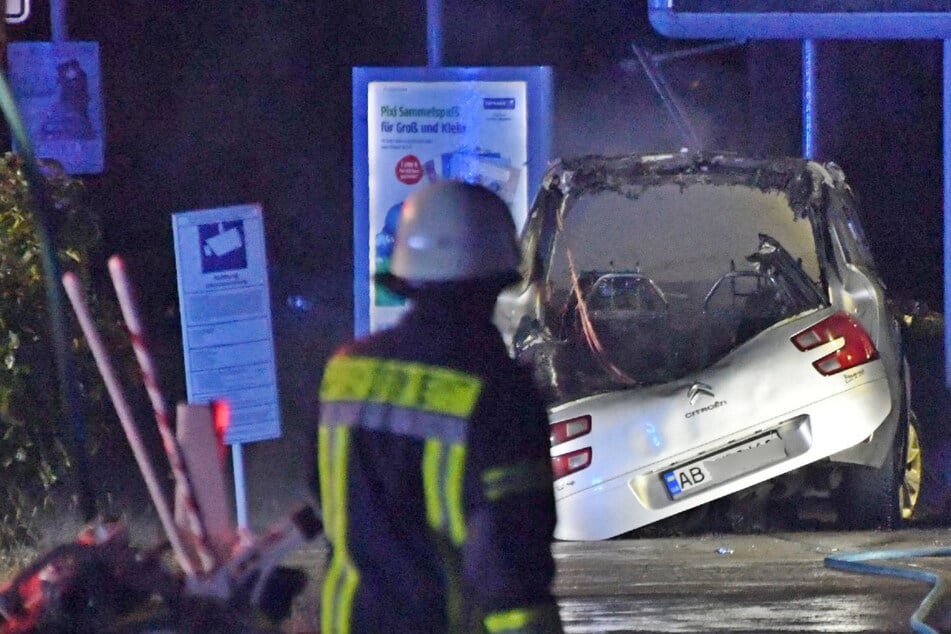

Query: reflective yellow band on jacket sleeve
423,439,469,546
482,460,552,502
319,426,360,634
484,604,563,634
446,443,467,545
423,439,444,530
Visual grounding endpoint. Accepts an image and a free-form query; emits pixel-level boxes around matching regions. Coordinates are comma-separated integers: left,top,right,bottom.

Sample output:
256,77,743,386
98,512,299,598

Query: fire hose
825,546,951,634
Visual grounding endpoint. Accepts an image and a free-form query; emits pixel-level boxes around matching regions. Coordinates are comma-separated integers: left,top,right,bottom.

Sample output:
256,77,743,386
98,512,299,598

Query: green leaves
0,152,110,549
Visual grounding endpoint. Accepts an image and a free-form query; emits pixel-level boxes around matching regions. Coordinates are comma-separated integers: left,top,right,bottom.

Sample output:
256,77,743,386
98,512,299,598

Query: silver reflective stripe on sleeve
321,400,467,444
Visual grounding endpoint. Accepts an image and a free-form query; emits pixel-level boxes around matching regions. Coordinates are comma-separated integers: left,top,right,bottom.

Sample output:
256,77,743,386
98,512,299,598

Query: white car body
497,152,911,540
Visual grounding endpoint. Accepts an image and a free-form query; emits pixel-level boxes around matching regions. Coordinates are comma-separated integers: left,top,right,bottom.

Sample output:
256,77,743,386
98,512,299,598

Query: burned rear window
549,183,820,302
525,181,828,398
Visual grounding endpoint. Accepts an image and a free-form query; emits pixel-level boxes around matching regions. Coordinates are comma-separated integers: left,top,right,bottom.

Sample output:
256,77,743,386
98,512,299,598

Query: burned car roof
541,151,840,217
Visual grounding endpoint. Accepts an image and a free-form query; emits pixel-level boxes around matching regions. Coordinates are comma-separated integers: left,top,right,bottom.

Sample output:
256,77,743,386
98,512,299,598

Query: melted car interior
521,182,830,401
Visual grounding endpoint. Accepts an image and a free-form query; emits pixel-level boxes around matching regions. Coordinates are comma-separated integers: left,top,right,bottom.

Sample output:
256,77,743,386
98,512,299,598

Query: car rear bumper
553,378,893,540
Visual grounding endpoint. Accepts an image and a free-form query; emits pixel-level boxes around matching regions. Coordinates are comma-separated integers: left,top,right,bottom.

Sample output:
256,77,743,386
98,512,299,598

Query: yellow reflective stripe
484,605,561,633
320,356,376,401
317,426,333,539
423,439,468,630
339,558,359,634
484,608,533,632
319,426,359,634
446,443,467,546
482,460,552,502
319,426,342,634
321,356,482,417
423,439,468,546
423,439,444,530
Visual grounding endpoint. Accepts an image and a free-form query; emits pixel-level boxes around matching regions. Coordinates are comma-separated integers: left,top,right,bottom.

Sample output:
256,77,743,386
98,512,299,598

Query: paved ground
288,528,951,633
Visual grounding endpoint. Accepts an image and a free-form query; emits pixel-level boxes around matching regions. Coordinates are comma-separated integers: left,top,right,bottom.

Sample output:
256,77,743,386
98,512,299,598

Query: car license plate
663,432,783,500
663,462,713,498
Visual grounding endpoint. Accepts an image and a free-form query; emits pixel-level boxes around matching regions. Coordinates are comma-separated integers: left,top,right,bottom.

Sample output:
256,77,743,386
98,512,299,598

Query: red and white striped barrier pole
61,271,198,580
107,256,216,573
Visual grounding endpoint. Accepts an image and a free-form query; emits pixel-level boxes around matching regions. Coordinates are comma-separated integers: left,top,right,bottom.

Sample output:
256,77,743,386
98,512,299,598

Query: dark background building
4,0,944,524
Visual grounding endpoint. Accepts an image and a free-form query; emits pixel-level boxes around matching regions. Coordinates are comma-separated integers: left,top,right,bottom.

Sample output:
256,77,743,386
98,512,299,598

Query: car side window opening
827,195,879,271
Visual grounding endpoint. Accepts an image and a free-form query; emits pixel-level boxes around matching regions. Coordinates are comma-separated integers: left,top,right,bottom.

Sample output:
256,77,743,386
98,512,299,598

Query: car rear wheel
838,412,920,530
901,413,923,521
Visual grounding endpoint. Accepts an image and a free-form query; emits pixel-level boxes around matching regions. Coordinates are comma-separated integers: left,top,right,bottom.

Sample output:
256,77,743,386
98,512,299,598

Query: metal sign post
172,205,283,529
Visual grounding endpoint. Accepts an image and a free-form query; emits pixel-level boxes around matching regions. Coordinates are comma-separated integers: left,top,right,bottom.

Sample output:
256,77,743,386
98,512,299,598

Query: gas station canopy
648,0,951,39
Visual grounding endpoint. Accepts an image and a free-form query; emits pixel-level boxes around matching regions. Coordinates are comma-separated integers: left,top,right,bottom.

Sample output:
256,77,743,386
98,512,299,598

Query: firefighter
315,180,563,633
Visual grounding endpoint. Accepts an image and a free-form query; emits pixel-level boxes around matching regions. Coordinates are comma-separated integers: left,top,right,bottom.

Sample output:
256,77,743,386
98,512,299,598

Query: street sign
172,204,282,446
648,0,951,38
7,0,28,24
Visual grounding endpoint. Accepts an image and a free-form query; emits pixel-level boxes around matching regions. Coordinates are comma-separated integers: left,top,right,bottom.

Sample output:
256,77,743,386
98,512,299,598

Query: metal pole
50,0,68,42
628,44,702,150
650,39,747,64
233,442,248,529
802,39,818,159
426,0,442,67
943,39,951,388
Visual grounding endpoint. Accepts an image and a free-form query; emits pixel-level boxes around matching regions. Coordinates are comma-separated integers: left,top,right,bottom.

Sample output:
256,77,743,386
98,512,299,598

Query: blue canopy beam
648,0,951,388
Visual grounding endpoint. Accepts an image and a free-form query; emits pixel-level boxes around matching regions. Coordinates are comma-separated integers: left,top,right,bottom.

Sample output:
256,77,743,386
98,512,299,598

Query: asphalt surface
293,528,951,633
552,529,951,633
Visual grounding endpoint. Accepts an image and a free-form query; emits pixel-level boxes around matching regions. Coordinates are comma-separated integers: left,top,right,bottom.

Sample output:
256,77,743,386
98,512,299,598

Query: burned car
496,151,921,540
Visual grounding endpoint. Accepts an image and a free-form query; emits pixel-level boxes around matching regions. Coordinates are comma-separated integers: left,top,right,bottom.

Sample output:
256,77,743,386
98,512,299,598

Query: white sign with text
172,204,281,445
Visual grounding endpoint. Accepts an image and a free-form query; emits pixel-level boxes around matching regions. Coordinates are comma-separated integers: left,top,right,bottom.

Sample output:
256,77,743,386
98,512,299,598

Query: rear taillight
550,415,591,447
550,415,592,479
552,448,592,480
791,312,879,376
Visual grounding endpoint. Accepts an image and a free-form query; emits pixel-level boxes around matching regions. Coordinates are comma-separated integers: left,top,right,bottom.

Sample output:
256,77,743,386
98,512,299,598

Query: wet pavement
293,528,951,633
552,528,951,633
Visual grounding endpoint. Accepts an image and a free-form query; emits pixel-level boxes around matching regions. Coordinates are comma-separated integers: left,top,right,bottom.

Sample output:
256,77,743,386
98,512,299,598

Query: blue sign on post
7,41,105,174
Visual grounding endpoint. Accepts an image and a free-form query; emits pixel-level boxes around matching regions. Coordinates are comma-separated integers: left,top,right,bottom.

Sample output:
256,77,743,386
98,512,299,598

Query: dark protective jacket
316,305,562,634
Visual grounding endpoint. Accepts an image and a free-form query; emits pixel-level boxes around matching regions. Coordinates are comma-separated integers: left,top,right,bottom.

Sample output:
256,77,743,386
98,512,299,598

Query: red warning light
211,400,230,459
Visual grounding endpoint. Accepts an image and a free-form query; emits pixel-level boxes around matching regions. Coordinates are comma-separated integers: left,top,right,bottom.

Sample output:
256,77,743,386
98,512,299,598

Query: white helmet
389,180,520,285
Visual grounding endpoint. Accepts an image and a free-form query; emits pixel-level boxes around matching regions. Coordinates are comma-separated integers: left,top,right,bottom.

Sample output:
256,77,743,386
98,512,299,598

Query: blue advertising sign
7,41,105,174
648,0,951,39
352,66,553,336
